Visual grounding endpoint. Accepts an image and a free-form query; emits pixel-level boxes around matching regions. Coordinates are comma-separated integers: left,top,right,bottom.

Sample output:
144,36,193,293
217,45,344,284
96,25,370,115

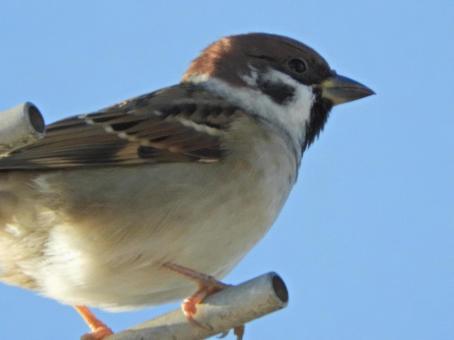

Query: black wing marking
0,84,241,170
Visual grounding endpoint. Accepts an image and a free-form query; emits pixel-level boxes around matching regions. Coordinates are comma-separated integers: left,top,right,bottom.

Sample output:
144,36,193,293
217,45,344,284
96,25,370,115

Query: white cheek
192,70,315,153
258,69,315,144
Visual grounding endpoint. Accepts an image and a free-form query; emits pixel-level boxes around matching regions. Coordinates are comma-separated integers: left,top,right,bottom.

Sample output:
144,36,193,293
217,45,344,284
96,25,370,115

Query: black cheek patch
256,78,295,105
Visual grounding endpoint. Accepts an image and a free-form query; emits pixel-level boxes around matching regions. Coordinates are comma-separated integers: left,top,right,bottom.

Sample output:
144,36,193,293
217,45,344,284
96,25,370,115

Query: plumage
0,84,243,170
0,32,373,339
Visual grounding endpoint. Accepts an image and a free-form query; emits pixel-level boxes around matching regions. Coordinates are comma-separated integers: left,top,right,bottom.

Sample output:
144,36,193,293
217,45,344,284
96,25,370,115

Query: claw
163,262,246,340
234,325,245,340
80,326,114,340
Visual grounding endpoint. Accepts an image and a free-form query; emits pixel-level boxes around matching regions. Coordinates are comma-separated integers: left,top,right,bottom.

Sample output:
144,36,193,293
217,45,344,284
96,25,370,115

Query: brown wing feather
0,84,241,170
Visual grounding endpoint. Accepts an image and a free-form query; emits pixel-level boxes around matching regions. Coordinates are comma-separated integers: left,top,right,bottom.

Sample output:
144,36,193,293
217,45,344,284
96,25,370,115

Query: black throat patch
303,89,333,151
256,76,295,104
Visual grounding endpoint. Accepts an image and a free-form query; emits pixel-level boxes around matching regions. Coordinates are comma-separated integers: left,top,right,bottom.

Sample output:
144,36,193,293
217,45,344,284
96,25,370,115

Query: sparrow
0,33,373,339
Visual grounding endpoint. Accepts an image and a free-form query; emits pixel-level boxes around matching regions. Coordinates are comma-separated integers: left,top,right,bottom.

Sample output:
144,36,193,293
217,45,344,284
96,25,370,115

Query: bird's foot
80,326,114,340
75,305,114,340
163,262,245,339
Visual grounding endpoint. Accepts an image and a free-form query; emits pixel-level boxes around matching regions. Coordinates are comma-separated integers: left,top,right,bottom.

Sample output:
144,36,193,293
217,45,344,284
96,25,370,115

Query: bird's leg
74,305,113,340
163,262,245,340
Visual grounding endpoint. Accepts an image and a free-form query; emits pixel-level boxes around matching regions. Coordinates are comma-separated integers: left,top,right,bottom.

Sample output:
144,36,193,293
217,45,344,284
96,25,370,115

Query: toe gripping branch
107,272,289,340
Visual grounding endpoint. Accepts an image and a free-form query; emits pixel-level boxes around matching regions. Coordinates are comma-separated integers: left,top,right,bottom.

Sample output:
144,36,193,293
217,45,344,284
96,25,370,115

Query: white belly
0,122,298,310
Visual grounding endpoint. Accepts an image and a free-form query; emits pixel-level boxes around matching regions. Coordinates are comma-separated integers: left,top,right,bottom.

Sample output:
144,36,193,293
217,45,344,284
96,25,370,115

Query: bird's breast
14,117,299,309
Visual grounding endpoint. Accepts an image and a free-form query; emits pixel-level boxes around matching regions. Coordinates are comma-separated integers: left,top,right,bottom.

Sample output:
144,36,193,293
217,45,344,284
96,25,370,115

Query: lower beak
321,74,375,105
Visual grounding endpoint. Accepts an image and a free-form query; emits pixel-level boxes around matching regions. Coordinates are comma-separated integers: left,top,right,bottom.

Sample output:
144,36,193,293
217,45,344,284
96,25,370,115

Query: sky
0,1,453,339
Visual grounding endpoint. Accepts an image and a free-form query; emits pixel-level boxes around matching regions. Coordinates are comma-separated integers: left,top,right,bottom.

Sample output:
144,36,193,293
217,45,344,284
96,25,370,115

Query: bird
0,33,374,339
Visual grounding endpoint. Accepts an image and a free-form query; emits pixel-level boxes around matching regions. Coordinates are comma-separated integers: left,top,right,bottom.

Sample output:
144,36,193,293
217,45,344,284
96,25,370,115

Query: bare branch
0,102,45,157
108,272,288,340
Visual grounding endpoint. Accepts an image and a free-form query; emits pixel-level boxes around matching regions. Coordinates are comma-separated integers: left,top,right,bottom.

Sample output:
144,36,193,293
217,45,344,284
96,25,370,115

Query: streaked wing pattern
0,84,242,170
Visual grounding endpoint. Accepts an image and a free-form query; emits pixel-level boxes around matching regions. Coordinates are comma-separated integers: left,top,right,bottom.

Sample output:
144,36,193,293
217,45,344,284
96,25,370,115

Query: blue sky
0,1,453,339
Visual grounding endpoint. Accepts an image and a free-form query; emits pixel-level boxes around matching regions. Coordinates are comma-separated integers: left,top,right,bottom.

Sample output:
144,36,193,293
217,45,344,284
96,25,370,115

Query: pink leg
163,262,245,339
74,305,114,340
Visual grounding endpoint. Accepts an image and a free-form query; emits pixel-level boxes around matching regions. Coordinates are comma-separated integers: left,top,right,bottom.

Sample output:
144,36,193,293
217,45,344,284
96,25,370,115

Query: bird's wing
0,84,242,170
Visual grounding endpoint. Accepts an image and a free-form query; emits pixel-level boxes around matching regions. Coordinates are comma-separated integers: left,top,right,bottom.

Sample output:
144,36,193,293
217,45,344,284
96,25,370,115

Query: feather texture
0,84,242,170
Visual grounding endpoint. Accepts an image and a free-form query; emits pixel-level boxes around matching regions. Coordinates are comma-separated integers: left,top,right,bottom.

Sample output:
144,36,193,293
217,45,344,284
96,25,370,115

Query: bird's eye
288,58,307,73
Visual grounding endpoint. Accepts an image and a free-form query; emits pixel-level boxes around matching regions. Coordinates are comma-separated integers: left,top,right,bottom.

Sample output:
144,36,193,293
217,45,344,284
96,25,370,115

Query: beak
321,74,375,105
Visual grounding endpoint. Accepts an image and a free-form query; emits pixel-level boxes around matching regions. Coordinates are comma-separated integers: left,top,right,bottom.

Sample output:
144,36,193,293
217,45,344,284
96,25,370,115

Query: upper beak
321,74,375,105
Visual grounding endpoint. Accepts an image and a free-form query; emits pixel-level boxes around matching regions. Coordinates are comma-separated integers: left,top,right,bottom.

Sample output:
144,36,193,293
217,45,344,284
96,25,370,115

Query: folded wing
0,84,242,170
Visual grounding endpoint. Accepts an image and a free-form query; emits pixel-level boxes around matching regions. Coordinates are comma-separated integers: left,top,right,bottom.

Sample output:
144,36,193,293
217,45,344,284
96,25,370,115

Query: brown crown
182,33,331,87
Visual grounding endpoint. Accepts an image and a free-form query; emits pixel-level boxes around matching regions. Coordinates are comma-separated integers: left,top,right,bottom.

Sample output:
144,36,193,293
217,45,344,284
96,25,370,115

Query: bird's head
183,33,374,152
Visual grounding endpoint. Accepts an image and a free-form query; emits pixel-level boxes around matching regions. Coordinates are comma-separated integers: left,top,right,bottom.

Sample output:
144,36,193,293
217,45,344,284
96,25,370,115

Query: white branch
0,102,45,157
108,272,288,340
